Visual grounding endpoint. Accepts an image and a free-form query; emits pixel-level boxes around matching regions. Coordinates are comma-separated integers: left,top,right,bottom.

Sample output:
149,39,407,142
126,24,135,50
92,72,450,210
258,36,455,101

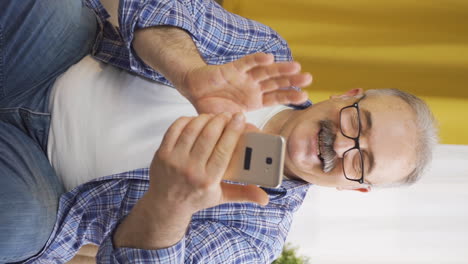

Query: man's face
279,89,418,190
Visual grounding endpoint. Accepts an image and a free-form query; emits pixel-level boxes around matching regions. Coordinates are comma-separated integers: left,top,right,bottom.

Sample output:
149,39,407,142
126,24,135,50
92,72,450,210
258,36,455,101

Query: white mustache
318,120,337,173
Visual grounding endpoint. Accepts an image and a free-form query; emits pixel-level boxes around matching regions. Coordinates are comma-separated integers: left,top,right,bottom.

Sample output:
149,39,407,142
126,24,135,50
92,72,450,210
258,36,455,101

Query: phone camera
266,157,273,164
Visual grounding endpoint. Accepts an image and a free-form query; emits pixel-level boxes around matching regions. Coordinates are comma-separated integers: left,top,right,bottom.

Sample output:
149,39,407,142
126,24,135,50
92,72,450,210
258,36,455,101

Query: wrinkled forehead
361,94,418,185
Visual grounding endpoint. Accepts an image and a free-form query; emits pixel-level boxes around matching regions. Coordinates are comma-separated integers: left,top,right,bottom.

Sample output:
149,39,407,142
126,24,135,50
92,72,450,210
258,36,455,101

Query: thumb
220,182,269,206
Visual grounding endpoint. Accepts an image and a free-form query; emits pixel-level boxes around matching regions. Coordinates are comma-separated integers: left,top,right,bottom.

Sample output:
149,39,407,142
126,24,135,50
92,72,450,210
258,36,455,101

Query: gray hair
364,88,438,187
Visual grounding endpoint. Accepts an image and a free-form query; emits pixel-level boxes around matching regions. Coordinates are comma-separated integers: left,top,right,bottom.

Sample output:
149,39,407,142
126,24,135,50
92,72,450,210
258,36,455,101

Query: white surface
287,144,468,264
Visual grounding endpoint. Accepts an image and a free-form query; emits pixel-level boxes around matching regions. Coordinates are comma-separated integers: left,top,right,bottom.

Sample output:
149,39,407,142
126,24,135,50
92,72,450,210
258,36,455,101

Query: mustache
318,120,337,173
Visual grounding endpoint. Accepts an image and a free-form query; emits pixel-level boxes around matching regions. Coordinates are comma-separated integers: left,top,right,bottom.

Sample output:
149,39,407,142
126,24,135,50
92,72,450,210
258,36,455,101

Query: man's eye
353,151,366,177
352,113,359,130
353,153,363,175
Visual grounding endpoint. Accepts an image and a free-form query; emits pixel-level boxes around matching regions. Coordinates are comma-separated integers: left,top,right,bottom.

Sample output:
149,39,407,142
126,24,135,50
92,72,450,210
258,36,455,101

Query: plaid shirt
25,0,312,262
26,170,310,263
86,0,296,86
86,0,311,109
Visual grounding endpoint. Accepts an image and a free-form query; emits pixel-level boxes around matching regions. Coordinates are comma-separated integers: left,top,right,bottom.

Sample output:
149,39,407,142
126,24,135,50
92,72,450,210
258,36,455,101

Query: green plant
272,243,311,264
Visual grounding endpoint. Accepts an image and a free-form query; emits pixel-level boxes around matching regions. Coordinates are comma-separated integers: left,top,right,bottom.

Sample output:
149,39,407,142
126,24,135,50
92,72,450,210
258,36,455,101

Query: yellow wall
224,0,468,144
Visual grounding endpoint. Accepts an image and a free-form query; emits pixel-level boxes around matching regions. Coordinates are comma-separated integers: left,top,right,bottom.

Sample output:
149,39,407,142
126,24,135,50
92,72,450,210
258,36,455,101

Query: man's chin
291,155,317,173
284,155,313,180
283,166,309,182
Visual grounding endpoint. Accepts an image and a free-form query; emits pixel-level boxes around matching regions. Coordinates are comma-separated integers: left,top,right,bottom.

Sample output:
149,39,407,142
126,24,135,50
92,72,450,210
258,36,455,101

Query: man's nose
334,133,356,158
334,133,370,158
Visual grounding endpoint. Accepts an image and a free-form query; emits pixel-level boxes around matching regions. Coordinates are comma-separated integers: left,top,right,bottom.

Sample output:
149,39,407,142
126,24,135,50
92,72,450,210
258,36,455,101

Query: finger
159,116,194,152
206,112,245,178
190,112,233,165
262,90,309,107
248,61,301,82
220,182,270,206
260,73,313,93
233,53,274,72
173,114,214,153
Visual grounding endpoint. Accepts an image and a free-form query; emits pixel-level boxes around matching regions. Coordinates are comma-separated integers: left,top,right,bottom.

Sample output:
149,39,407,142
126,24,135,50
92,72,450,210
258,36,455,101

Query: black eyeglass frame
339,95,367,184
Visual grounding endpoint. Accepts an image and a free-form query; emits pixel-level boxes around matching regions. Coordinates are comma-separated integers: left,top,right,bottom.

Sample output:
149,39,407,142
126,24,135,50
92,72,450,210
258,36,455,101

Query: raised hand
181,53,312,114
133,27,312,114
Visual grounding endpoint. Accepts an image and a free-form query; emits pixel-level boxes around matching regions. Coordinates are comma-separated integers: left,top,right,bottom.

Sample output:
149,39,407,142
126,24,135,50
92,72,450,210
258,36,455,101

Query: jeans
0,0,97,262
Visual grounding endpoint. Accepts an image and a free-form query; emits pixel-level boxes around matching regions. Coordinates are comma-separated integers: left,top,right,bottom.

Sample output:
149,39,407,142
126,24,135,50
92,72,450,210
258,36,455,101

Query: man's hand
113,113,269,250
149,112,269,211
133,26,312,114
181,53,312,114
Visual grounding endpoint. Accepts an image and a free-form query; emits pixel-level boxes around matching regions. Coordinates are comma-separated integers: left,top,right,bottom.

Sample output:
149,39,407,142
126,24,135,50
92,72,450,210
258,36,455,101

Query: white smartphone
224,132,285,188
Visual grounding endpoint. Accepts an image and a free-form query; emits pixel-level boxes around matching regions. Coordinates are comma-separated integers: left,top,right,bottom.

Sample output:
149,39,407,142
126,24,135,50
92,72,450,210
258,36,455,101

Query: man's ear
330,88,364,100
336,185,371,193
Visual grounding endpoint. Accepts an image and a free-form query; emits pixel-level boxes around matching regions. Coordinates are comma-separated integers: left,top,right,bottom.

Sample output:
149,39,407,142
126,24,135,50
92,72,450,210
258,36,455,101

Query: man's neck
262,108,294,135
262,108,309,182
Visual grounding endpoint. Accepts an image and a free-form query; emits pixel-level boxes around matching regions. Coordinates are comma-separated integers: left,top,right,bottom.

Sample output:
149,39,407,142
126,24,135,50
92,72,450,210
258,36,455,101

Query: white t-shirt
47,56,290,191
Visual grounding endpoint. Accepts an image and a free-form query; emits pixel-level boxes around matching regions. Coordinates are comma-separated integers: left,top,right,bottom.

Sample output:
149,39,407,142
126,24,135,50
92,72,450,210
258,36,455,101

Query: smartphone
224,132,285,188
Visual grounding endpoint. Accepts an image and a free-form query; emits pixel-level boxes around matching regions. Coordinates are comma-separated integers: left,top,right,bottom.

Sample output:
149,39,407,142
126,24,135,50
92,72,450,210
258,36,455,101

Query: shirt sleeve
94,180,310,263
84,0,292,87
24,165,309,263
97,234,186,263
96,210,288,263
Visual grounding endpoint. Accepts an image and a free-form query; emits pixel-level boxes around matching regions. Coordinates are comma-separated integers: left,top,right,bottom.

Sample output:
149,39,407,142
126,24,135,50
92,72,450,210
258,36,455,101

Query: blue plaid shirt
87,0,296,86
25,170,310,263
24,0,312,262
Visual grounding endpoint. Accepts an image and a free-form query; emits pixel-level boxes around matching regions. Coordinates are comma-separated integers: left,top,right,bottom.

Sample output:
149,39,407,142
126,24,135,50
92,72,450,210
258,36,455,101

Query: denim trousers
0,0,97,262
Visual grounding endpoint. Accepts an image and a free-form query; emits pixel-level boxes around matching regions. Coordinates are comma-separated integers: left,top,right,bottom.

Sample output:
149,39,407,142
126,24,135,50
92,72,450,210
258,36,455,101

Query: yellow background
224,0,468,144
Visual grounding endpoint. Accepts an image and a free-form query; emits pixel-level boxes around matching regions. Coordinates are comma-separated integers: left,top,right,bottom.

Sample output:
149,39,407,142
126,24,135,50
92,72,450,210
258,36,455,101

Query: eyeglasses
339,95,366,184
